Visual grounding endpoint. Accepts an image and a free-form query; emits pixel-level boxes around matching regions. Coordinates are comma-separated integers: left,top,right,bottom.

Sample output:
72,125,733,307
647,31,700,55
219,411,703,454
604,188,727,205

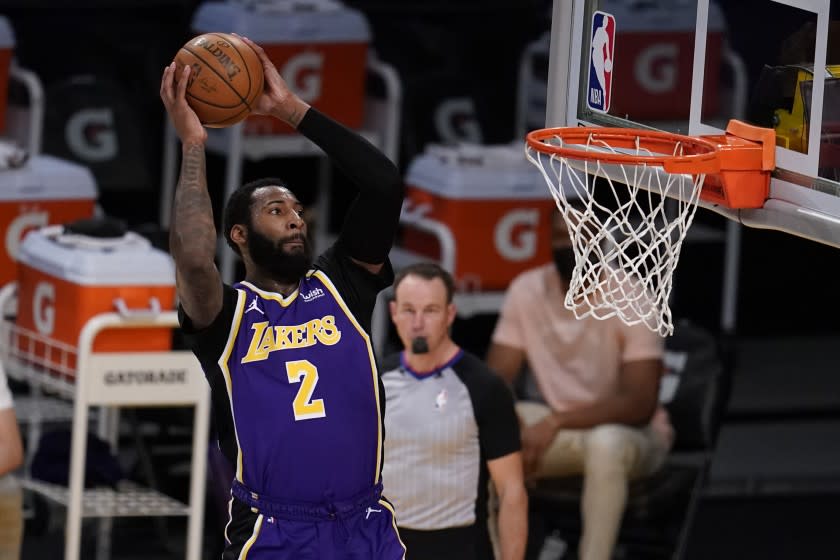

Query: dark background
1,1,838,558
0,0,836,336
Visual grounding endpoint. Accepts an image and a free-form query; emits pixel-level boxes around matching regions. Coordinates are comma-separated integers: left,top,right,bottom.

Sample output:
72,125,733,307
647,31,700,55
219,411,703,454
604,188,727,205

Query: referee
382,263,527,559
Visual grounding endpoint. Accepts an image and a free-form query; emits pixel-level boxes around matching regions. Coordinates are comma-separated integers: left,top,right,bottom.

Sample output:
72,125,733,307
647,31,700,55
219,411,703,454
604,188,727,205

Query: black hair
393,262,455,304
222,177,291,255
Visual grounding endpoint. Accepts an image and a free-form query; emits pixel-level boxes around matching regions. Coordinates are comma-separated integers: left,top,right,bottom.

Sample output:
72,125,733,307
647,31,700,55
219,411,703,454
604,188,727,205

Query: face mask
552,247,576,282
411,337,429,354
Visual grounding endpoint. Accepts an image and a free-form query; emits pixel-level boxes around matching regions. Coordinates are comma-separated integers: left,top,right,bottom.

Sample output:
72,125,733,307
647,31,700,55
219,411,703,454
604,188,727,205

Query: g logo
33,281,56,336
494,209,539,262
66,108,118,162
434,98,483,144
635,43,679,94
283,52,324,102
5,211,48,261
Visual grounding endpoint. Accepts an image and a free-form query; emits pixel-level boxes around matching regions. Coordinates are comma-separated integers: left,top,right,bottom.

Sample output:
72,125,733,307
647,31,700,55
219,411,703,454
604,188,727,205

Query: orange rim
526,127,721,174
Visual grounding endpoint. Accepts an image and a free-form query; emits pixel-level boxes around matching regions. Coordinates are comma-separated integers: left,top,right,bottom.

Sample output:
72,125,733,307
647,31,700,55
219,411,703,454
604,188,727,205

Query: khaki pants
518,402,669,560
0,479,22,560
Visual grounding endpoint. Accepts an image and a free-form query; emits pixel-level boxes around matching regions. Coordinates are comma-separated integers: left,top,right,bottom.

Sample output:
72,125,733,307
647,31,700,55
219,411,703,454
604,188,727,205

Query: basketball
173,33,264,128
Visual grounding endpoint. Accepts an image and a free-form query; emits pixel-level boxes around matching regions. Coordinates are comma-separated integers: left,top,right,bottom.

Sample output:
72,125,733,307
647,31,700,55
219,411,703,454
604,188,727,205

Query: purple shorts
224,480,406,560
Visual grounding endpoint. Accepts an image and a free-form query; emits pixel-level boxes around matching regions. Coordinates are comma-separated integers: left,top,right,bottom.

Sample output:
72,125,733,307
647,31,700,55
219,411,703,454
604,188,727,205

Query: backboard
542,0,840,247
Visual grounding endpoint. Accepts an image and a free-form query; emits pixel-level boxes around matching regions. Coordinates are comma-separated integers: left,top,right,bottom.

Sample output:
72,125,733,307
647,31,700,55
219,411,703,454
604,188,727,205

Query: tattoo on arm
169,144,222,326
285,106,308,129
170,144,215,262
278,98,310,129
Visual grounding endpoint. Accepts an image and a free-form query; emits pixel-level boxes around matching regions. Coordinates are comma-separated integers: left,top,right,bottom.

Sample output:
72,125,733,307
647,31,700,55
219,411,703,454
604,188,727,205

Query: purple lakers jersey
180,248,392,505
221,271,382,501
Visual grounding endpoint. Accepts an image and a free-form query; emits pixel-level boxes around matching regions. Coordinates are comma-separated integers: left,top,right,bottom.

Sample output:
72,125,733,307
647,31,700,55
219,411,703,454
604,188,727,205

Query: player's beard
247,228,313,284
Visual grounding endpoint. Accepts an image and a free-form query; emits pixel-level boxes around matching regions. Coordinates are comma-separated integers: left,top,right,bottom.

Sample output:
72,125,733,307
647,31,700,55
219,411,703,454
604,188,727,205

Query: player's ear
230,224,247,248
388,299,398,323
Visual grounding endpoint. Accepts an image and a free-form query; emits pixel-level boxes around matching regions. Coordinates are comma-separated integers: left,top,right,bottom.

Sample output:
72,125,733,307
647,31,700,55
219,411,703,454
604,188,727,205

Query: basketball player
160,35,406,559
382,263,527,560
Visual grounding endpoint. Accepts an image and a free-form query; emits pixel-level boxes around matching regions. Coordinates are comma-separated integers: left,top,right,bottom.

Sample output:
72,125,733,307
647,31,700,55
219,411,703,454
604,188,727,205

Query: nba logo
587,11,616,113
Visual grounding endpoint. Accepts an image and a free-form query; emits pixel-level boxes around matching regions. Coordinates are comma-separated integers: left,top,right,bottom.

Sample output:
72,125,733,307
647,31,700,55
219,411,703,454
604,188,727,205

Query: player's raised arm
239,35,404,275
160,62,223,330
298,109,404,275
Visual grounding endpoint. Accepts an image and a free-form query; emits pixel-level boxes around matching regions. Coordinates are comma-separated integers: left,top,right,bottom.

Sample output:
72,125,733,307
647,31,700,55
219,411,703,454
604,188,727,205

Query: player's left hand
236,34,311,127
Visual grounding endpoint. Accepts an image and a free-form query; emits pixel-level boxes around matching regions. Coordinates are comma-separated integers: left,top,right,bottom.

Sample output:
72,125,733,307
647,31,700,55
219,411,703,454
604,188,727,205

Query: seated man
381,262,528,560
0,360,23,560
486,210,673,560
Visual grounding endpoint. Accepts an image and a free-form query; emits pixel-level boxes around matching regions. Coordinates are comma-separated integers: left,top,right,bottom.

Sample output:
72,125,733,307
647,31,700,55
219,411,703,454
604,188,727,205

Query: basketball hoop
525,120,775,336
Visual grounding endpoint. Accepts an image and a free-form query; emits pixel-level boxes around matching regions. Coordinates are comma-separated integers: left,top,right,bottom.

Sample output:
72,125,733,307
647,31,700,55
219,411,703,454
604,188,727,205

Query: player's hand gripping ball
174,33,264,128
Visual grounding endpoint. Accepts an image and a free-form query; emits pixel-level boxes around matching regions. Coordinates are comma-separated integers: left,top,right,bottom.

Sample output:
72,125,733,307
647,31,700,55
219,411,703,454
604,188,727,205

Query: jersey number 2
286,360,326,421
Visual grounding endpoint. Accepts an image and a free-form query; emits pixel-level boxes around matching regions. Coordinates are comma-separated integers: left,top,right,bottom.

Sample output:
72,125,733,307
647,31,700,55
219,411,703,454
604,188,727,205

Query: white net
525,130,710,337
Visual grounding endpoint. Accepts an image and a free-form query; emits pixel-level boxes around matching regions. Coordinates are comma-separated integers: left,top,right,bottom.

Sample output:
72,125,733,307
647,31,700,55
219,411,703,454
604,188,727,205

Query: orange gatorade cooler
605,0,726,120
0,16,14,133
401,144,556,291
0,155,97,287
15,226,176,376
192,0,370,135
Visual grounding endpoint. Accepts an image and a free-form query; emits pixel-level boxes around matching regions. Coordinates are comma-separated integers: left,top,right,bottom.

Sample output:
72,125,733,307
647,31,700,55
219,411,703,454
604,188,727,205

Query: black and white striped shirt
381,350,520,556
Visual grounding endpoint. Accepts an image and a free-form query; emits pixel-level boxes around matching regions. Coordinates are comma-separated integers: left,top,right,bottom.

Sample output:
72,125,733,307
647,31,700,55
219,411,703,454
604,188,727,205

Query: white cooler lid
406,143,552,201
18,227,175,286
192,0,370,43
0,155,98,202
0,16,14,49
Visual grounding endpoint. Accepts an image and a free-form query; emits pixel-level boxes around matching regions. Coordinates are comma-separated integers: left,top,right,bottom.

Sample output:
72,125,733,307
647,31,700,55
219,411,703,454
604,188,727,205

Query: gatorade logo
283,52,324,102
66,108,118,162
434,98,483,144
5,211,48,261
104,369,187,385
494,209,539,262
635,43,679,94
33,281,56,336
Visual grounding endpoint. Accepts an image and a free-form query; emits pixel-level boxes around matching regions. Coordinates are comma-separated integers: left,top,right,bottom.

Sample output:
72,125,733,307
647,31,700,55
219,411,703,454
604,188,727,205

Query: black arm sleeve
297,108,404,264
